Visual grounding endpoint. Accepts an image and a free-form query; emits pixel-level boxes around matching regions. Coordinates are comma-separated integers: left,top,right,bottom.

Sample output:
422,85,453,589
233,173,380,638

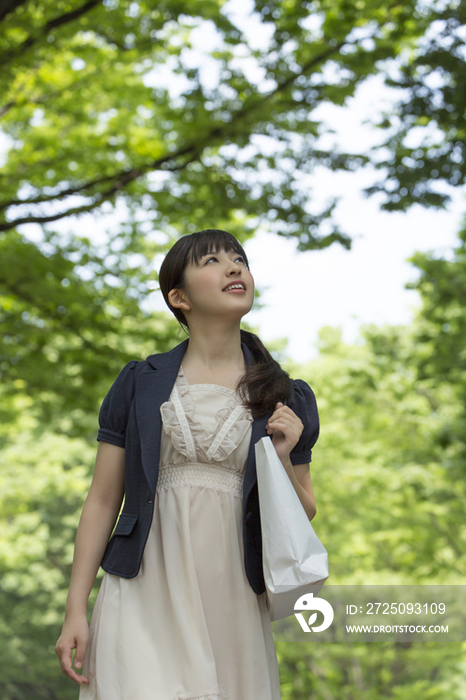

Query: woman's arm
280,457,317,521
55,441,125,685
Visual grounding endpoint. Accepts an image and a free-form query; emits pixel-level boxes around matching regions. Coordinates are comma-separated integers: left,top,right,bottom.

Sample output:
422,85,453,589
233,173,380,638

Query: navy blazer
96,338,319,595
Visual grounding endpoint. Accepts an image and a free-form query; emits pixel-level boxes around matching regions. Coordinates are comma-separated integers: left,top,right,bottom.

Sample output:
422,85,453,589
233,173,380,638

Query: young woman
55,228,319,700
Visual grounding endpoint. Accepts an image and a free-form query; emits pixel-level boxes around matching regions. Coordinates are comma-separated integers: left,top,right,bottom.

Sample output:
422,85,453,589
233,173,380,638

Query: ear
168,287,191,312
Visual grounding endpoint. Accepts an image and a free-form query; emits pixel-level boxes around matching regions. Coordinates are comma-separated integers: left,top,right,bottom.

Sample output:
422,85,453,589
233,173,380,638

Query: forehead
188,243,241,266
199,247,239,257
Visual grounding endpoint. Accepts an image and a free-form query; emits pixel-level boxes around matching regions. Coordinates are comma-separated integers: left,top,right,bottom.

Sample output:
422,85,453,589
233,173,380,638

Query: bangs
187,229,250,270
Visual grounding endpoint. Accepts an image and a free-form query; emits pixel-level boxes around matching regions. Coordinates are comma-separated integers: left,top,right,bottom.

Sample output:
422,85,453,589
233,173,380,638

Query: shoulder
110,359,139,387
109,358,150,383
288,377,320,464
99,359,142,414
96,360,141,446
289,377,318,414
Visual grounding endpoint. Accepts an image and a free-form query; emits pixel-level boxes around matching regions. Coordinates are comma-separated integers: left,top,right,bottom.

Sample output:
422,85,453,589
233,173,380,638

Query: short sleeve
97,360,138,448
288,378,320,465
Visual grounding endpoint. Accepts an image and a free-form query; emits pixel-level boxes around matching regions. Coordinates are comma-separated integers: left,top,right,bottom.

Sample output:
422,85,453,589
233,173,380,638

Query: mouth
222,282,246,292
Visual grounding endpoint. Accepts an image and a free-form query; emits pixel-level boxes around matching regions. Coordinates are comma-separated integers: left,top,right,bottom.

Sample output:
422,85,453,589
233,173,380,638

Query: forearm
280,456,316,521
65,498,120,617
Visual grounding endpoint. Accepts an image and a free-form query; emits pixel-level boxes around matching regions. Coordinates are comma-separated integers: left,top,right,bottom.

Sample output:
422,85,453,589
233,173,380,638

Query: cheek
193,270,220,299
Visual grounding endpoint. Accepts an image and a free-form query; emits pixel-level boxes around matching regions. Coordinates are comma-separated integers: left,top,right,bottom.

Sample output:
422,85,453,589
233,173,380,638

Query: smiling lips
222,282,246,292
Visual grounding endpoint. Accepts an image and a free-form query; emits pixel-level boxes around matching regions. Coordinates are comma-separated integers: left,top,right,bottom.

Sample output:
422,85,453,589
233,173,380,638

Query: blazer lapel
135,338,188,495
135,337,268,503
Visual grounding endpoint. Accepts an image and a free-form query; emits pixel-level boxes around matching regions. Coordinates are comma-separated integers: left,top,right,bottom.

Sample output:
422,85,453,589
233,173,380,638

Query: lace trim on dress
171,381,198,462
157,463,244,497
160,366,253,464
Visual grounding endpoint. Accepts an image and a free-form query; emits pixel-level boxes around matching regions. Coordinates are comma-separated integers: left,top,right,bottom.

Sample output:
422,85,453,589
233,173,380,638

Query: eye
205,255,246,264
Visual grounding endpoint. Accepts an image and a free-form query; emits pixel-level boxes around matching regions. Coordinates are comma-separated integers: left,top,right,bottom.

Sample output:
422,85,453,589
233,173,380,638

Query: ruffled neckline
160,366,253,464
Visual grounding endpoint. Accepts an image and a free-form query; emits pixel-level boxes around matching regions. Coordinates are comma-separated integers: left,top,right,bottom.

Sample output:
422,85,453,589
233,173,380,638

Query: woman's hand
55,613,90,685
265,401,303,464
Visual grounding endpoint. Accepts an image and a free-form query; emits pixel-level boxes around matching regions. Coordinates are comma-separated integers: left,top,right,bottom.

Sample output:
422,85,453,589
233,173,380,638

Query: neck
181,326,244,372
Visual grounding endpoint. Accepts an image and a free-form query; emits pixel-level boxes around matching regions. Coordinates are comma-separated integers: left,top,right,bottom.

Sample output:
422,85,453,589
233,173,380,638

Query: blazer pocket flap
113,513,138,536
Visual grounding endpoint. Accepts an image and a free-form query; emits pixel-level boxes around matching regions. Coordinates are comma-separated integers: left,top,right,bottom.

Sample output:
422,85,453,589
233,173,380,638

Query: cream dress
79,365,281,700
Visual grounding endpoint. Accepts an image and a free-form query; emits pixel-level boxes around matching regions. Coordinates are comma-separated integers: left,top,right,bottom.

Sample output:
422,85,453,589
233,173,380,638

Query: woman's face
175,246,255,323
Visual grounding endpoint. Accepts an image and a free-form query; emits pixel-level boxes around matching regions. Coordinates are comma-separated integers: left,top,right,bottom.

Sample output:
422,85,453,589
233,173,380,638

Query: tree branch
0,172,130,211
0,128,204,214
0,32,376,232
4,278,108,354
0,147,201,232
1,0,102,61
0,101,15,118
0,0,29,23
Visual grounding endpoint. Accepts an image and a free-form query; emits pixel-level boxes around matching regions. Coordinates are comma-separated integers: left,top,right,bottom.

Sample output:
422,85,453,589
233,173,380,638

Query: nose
227,259,242,274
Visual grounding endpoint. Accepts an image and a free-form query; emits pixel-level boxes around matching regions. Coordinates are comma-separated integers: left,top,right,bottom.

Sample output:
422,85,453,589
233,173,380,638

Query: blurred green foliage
2,233,466,698
274,237,466,696
1,0,465,239
1,0,465,428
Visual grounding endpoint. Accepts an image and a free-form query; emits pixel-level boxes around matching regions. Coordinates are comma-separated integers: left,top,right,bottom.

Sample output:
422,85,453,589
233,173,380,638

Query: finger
67,667,90,685
272,409,303,429
55,640,73,673
74,636,88,671
64,657,90,686
267,418,301,440
267,418,289,434
268,414,296,431
267,407,288,426
270,404,295,422
56,640,91,685
56,644,84,684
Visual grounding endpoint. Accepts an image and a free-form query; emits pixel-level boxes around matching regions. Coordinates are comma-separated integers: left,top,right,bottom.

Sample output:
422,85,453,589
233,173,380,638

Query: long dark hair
158,229,292,418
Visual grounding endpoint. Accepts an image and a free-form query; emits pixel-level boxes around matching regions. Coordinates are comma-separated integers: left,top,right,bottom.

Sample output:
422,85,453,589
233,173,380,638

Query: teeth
224,284,244,291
